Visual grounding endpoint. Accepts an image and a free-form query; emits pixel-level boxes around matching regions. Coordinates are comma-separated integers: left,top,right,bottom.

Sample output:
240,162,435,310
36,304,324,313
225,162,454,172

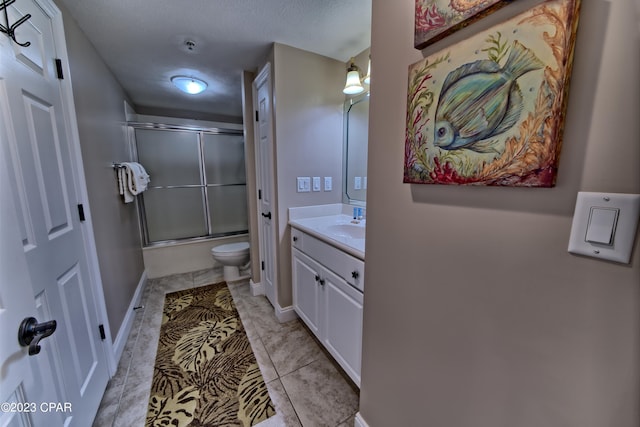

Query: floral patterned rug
145,282,275,426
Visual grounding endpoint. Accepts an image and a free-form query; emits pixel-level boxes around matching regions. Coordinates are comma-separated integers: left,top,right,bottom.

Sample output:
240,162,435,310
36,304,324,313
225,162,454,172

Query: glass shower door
203,133,248,235
136,129,208,242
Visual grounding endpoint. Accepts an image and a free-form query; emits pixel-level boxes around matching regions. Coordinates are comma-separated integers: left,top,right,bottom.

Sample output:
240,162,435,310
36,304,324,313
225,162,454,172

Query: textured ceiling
58,0,372,120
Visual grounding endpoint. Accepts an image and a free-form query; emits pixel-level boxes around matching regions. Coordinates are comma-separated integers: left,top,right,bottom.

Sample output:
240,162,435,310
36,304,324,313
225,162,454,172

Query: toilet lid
211,241,249,254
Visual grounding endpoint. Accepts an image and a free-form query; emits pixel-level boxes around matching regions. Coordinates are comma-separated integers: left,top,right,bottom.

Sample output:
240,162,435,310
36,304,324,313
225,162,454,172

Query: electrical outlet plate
324,176,332,191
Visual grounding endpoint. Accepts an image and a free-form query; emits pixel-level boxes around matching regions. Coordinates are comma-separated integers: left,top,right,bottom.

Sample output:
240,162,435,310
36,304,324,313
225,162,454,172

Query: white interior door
253,64,277,307
0,135,63,427
0,0,109,425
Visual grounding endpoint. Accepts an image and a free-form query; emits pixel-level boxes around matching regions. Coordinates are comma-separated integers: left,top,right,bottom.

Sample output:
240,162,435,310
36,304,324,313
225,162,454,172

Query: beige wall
359,0,640,426
58,2,145,340
271,43,345,308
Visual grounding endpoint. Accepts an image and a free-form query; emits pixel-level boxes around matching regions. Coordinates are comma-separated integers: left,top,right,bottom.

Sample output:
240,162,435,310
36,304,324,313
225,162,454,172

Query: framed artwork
415,0,513,50
404,0,581,187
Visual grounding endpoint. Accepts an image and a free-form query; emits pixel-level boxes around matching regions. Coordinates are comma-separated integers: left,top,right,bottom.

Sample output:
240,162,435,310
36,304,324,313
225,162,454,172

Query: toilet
211,242,250,281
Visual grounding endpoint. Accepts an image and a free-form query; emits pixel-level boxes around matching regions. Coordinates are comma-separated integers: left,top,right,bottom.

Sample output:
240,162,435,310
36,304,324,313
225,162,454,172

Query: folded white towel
118,166,135,203
117,162,150,203
123,162,150,195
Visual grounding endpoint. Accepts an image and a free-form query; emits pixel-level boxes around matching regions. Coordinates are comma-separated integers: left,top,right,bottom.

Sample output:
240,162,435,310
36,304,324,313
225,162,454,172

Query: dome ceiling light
171,76,208,95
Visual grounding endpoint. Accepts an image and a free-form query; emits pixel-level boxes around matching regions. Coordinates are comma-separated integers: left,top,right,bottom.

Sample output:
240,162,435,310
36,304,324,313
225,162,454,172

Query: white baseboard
249,279,296,323
250,278,264,296
354,412,369,427
275,304,298,323
112,270,147,365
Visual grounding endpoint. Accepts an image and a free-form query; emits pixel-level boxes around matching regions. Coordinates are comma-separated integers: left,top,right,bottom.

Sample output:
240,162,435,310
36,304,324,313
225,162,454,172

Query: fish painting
433,41,543,153
405,0,581,187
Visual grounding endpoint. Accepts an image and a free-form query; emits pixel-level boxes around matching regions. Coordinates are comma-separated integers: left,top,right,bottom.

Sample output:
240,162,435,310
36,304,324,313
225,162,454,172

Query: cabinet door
322,269,363,386
292,249,322,337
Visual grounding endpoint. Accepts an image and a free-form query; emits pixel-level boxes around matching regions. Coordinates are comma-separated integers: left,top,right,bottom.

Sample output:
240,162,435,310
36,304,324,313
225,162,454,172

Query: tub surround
142,235,250,279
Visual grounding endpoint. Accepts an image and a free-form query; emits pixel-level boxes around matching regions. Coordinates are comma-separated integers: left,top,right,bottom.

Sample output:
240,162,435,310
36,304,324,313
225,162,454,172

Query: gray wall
57,2,145,340
272,43,345,308
359,0,640,426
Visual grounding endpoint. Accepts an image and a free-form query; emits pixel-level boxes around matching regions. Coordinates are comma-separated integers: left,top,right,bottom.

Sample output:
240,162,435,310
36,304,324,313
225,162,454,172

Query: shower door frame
127,121,247,246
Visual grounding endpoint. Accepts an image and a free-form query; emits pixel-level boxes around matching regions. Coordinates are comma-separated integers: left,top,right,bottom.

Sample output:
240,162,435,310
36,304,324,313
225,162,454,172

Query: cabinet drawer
294,230,364,292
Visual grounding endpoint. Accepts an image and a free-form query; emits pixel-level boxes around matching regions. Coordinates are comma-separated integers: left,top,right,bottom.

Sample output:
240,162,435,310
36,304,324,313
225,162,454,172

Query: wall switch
324,177,332,191
297,177,311,192
354,176,362,190
312,177,321,192
363,176,367,189
568,192,640,264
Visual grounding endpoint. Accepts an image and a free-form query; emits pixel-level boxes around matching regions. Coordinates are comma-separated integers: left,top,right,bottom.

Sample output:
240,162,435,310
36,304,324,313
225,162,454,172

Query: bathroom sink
325,223,366,239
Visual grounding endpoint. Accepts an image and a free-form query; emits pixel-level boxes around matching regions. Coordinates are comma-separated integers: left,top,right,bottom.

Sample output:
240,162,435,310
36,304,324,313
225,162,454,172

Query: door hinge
55,59,64,79
77,204,86,222
261,261,265,271
98,324,106,340
258,189,262,200
255,110,259,122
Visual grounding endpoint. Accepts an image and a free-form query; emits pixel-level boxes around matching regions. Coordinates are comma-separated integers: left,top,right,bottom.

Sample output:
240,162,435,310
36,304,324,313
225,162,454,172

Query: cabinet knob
351,271,360,279
293,236,298,242
319,279,325,286
315,275,320,282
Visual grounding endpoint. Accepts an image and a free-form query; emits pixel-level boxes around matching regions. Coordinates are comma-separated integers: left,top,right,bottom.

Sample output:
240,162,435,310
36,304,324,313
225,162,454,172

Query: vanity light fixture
343,58,364,95
171,76,208,95
363,55,371,85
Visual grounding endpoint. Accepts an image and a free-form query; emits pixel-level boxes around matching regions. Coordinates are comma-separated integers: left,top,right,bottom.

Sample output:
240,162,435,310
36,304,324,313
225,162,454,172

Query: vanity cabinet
291,228,363,386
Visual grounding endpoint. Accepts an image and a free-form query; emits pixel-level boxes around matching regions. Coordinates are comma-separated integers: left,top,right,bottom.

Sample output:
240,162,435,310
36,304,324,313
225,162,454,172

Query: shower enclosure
130,123,248,246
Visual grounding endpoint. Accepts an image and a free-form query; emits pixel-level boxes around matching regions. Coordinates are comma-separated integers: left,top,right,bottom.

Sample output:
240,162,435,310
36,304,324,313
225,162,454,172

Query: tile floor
92,268,360,427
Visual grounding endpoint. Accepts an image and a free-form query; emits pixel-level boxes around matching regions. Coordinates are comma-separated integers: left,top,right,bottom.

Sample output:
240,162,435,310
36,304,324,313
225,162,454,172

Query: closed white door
0,135,63,427
0,0,109,425
253,64,277,306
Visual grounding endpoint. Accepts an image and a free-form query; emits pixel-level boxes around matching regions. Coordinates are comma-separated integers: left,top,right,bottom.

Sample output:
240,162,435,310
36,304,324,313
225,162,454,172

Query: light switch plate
568,192,640,264
312,177,321,192
297,177,310,192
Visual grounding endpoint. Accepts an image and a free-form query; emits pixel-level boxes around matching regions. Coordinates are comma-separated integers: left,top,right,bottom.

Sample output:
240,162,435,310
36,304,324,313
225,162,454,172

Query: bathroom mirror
343,93,369,205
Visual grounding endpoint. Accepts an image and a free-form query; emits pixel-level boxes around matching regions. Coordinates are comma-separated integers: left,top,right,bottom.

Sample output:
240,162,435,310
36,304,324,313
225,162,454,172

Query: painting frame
404,0,581,187
415,0,514,50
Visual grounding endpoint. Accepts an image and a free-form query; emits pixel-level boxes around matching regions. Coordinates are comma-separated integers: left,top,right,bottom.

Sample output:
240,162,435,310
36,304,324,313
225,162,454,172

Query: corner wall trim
250,279,264,296
354,412,369,427
275,304,298,323
112,270,147,366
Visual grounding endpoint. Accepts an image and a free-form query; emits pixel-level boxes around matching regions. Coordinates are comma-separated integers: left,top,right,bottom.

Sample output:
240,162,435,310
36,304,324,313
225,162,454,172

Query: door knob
261,211,272,219
18,317,57,356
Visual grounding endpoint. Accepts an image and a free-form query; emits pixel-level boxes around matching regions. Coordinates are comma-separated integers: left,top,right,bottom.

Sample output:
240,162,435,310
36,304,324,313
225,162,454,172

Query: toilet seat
211,242,249,256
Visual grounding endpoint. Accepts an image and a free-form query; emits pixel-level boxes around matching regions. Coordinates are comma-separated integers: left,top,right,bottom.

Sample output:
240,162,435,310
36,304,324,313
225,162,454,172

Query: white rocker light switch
568,192,640,264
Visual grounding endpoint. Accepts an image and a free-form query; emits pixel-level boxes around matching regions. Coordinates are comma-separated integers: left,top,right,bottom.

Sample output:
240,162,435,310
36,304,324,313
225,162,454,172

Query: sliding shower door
134,127,247,245
203,133,248,235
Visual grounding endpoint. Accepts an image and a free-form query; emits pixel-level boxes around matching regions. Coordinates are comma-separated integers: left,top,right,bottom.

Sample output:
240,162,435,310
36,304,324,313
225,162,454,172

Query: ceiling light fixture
343,58,364,95
171,76,208,95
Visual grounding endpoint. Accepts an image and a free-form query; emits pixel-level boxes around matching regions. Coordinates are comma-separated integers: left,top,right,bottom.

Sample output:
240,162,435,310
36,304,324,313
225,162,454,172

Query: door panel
292,250,321,335
0,1,109,425
323,270,363,385
254,64,277,306
23,90,72,239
